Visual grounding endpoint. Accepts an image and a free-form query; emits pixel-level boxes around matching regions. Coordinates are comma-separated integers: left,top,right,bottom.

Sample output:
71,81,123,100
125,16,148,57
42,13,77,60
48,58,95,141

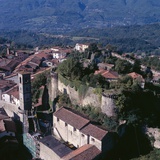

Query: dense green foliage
131,149,160,160
1,23,160,53
0,30,73,48
115,59,133,74
57,57,108,89
32,71,50,103
70,23,160,53
141,56,160,71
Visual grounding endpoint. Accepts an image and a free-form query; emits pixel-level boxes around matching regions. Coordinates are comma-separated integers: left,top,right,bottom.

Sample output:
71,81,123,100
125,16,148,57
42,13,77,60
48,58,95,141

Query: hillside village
0,42,160,160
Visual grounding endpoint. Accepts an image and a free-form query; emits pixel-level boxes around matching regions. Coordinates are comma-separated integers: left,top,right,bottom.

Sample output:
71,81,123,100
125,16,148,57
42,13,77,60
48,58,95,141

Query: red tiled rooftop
128,72,142,79
95,69,119,79
81,123,108,140
35,51,48,59
0,58,11,67
4,85,19,99
54,107,90,130
62,144,101,160
0,80,16,90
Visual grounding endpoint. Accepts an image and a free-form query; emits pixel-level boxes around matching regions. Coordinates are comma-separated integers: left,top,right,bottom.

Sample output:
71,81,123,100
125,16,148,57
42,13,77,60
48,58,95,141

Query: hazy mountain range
0,0,160,33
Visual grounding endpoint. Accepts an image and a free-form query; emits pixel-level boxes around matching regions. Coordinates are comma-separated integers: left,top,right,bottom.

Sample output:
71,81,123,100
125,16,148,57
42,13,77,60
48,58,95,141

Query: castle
0,71,118,160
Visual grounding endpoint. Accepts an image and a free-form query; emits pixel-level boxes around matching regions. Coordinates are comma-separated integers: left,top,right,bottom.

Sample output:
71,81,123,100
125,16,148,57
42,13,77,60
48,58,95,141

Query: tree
132,59,141,74
88,43,98,53
115,59,133,74
57,58,83,80
106,44,117,53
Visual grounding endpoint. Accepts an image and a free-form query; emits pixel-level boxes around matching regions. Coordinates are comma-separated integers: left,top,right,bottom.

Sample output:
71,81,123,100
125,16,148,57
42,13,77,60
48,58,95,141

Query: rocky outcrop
146,127,160,149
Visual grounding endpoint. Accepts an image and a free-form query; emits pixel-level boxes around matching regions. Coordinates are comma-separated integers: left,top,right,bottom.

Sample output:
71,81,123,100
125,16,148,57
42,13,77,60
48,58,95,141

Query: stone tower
18,72,32,111
101,94,117,117
50,71,58,101
18,72,32,132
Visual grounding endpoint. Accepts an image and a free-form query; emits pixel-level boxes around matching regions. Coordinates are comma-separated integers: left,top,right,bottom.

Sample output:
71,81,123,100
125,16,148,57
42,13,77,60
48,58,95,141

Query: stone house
128,72,145,88
80,123,112,151
39,135,101,160
53,107,116,152
2,85,20,106
74,43,89,52
0,108,16,138
15,51,29,61
0,79,16,100
94,69,119,82
51,47,71,60
53,107,90,148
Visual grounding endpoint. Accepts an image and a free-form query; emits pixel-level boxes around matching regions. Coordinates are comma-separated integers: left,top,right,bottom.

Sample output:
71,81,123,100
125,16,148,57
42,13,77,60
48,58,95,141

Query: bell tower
18,72,32,111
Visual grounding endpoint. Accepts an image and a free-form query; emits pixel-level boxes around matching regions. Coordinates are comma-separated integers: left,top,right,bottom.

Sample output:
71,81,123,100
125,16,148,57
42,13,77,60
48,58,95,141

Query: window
25,78,28,83
81,134,84,137
73,127,76,131
65,123,67,127
91,138,95,142
57,118,59,122
19,77,22,83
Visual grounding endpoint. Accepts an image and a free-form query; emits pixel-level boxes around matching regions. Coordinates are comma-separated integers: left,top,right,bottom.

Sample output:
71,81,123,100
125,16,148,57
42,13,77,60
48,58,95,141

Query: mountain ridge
0,0,160,33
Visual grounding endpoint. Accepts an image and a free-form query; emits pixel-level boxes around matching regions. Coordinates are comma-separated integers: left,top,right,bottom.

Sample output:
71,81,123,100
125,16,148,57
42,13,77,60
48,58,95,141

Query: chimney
7,48,10,55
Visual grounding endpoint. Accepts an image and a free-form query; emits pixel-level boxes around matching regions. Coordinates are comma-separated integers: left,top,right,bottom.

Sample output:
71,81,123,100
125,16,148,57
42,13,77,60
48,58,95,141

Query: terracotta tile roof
54,107,90,130
128,72,144,82
128,72,142,79
4,85,19,99
0,58,11,67
30,56,42,65
7,59,20,71
95,69,119,79
0,79,16,90
14,55,35,71
81,123,108,140
0,66,10,71
35,51,48,59
52,59,59,65
62,144,101,160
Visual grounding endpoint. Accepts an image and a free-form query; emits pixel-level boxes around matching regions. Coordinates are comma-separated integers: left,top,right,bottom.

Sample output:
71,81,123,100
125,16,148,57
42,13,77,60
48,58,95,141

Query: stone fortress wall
49,72,117,117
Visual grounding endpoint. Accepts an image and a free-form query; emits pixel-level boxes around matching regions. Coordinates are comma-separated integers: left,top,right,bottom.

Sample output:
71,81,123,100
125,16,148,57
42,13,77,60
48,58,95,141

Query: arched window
19,77,22,83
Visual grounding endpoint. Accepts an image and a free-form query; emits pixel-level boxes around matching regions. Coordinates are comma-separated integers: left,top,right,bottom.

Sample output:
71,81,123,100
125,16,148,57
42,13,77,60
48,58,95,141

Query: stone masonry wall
52,77,117,117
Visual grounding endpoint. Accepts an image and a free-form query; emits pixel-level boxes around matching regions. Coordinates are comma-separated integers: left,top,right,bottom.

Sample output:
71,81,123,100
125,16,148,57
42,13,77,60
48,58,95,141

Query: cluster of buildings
1,42,160,159
0,71,116,160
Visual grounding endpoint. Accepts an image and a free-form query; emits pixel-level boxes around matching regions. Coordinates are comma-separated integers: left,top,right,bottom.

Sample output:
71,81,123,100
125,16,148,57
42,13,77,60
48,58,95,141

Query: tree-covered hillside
1,23,160,53
0,0,160,32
